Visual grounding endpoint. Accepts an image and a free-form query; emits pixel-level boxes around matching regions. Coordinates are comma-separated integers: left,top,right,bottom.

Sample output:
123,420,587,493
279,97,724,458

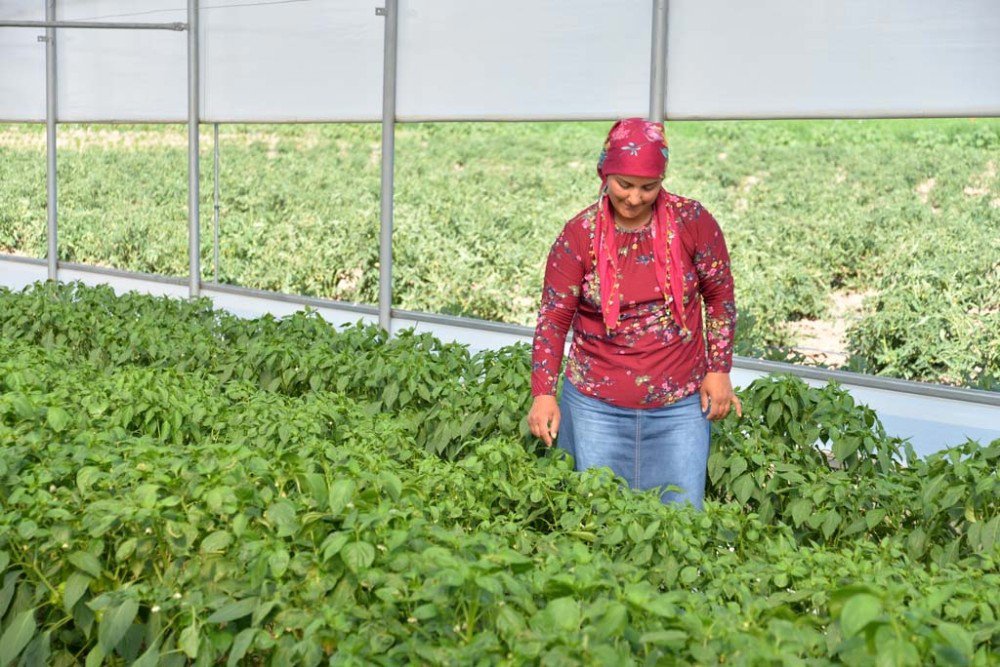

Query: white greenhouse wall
3,0,999,122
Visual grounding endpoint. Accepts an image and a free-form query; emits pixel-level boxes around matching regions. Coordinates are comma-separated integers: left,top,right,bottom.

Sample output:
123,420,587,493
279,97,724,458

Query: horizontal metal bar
0,19,187,31
391,306,534,339
0,253,45,266
734,357,1000,408
202,280,376,316
58,260,188,286
2,110,999,125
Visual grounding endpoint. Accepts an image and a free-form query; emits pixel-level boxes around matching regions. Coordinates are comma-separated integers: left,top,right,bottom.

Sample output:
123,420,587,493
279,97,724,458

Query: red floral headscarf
594,118,688,336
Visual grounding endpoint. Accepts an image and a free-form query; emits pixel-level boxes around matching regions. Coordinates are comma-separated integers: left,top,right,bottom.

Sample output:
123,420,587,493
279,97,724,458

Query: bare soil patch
787,289,874,367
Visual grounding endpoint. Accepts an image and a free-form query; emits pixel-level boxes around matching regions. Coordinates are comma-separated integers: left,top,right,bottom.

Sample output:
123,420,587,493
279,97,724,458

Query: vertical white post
213,122,220,283
649,0,668,122
187,0,201,297
44,0,58,280
378,0,399,333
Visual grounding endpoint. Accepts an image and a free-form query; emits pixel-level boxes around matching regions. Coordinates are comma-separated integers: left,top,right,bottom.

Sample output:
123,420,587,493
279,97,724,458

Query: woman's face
606,174,662,223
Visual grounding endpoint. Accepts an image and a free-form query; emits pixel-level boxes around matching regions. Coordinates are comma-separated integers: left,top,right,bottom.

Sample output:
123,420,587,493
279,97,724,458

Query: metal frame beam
0,19,186,30
378,0,399,332
187,0,201,298
213,123,221,282
44,0,57,281
649,0,668,121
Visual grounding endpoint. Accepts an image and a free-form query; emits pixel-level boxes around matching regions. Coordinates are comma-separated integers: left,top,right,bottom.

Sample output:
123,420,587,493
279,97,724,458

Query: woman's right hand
528,395,561,447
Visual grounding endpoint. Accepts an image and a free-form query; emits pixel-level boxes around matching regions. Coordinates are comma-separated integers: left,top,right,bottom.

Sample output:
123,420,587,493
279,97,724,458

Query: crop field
0,282,998,664
1,119,999,390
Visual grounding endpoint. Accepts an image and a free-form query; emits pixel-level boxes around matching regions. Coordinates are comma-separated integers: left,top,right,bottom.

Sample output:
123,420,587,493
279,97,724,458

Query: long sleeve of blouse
530,215,587,398
531,193,736,408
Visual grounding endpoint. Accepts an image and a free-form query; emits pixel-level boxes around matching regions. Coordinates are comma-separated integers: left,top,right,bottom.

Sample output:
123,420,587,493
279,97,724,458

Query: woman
527,117,740,509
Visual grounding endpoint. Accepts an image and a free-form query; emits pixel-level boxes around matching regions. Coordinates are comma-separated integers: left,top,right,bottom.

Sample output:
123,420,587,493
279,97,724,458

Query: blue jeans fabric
557,380,712,509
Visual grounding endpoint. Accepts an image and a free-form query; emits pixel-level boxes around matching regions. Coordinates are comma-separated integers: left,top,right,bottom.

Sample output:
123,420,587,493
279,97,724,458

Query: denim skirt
557,380,712,509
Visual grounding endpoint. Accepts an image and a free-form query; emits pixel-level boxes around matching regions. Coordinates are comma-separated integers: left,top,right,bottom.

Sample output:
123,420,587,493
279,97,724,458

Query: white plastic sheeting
2,0,999,122
394,0,650,121
0,1,46,121
665,0,1000,119
57,2,188,122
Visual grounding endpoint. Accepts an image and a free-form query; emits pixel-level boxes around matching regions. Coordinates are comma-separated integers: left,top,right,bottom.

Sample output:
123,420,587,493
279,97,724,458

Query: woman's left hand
700,372,742,421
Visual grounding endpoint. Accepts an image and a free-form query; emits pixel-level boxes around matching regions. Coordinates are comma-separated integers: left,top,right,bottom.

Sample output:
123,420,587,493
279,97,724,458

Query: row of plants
0,282,997,664
1,119,998,386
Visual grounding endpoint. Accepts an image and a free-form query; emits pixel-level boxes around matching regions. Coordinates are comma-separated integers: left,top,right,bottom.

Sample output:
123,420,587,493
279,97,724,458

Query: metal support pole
0,19,186,31
378,0,399,333
213,123,220,283
649,0,668,122
187,0,200,297
44,0,58,281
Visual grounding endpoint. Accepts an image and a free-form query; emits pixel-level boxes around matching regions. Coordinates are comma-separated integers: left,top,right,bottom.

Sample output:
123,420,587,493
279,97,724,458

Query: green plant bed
0,283,997,664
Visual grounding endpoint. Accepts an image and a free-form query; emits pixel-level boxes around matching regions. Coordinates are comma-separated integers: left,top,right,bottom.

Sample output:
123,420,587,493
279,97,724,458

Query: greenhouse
1,1,998,664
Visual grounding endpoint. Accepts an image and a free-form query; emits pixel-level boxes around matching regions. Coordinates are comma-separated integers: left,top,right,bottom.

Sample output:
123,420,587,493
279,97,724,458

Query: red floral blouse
531,192,736,409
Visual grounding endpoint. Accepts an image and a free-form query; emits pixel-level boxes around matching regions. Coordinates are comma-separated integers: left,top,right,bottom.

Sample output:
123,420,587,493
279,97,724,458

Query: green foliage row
0,282,997,665
1,119,998,386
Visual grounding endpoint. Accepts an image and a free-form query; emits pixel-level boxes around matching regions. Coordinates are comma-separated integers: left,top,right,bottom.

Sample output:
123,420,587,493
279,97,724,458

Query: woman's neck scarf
594,117,689,337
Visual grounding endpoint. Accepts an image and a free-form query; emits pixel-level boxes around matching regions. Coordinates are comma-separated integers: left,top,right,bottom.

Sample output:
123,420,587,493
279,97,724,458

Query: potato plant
0,283,997,664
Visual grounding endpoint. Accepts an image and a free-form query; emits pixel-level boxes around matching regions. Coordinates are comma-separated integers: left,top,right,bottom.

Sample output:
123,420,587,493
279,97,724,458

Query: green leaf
76,467,101,495
590,602,627,641
115,538,137,562
728,455,748,479
84,644,105,667
766,402,783,428
839,593,882,638
98,598,139,653
412,603,438,620
906,528,927,560
934,622,973,658
321,532,351,561
832,435,861,462
227,629,256,667
821,510,842,540
268,548,290,578
640,630,688,648
378,471,403,501
69,552,103,578
135,484,159,509
788,498,812,527
0,572,18,620
63,573,92,614
131,644,160,667
328,479,355,514
207,598,257,624
46,406,71,432
200,530,233,554
0,609,37,666
472,574,501,596
264,500,298,537
19,630,51,667
495,606,525,637
342,541,376,573
865,508,887,530
732,474,755,506
178,624,200,659
383,382,398,409
544,597,580,633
